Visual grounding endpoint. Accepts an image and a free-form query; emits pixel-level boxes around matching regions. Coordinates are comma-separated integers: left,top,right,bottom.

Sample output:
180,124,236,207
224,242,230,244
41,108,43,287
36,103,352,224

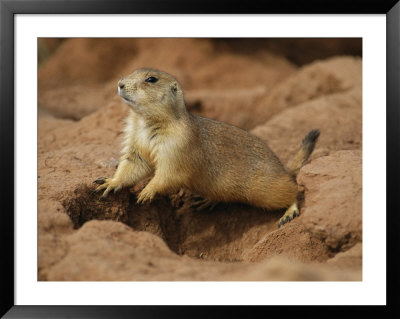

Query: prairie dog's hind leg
93,152,152,199
190,195,217,211
278,201,300,227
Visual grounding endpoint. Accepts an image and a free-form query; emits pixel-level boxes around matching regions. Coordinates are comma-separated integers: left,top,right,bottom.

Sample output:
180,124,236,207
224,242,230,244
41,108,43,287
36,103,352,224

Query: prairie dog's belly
123,110,193,172
123,113,154,162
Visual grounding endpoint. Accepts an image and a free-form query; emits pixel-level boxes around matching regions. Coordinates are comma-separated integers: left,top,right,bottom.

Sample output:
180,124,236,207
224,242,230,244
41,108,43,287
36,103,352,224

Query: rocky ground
38,38,362,281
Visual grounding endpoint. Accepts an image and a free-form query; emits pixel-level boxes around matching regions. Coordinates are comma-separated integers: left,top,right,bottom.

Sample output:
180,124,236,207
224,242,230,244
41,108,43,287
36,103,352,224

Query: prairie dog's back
193,115,285,174
187,114,291,203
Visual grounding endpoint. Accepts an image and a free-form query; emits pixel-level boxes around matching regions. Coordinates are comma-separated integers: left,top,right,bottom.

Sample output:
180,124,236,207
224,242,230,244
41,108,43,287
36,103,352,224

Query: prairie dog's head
118,68,186,120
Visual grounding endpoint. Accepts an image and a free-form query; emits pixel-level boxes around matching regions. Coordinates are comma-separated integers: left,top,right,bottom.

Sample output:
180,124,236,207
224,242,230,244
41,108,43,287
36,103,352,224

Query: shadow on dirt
62,184,284,262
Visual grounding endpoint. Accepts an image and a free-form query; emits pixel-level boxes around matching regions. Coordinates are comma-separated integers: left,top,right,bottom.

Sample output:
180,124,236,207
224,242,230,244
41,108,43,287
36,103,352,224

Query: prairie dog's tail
286,129,320,176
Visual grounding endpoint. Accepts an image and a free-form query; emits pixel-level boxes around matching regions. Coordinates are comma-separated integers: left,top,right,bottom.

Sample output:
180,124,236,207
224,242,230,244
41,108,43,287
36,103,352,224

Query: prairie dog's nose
118,79,125,89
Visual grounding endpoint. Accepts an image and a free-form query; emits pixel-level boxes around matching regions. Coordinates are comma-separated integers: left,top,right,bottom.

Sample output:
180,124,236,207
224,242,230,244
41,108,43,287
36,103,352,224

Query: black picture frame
1,0,399,318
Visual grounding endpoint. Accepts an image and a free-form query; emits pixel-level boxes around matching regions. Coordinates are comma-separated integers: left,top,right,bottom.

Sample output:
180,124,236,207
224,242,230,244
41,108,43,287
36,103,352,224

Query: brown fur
286,129,320,176
95,68,319,220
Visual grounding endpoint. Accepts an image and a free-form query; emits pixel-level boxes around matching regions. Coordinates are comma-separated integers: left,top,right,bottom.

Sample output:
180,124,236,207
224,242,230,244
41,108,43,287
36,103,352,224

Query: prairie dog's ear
171,82,178,95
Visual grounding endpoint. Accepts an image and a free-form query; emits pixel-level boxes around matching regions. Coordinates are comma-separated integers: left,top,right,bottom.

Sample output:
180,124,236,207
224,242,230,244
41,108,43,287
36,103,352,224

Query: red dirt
38,38,362,281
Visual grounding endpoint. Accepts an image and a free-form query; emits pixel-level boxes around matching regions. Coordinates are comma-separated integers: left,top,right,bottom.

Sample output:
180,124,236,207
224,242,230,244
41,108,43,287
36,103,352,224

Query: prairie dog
94,68,320,227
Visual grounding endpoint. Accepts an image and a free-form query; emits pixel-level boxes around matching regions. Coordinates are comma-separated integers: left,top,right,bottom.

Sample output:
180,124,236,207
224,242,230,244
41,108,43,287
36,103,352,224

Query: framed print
1,0,399,318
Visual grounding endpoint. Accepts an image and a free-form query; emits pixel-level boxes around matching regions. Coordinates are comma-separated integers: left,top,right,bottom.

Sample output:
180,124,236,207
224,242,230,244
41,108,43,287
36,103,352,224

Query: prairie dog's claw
92,177,121,199
190,196,216,211
93,177,108,185
278,202,300,228
136,190,154,205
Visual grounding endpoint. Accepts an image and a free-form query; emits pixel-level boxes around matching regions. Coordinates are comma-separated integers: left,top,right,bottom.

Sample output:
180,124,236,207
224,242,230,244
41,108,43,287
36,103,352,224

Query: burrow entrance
62,184,284,262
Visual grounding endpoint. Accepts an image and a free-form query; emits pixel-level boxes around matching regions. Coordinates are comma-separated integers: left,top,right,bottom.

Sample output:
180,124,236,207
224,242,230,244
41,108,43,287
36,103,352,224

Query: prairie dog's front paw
136,189,155,204
93,177,122,199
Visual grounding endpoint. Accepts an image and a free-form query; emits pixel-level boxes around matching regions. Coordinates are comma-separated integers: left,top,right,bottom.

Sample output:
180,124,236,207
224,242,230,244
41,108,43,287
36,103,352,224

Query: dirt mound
251,87,362,164
212,38,362,66
38,39,362,281
45,220,360,281
299,150,362,252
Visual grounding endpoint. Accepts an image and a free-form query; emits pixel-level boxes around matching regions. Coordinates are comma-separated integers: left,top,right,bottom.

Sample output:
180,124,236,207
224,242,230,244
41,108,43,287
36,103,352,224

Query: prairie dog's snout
118,78,130,96
117,78,125,98
118,77,137,105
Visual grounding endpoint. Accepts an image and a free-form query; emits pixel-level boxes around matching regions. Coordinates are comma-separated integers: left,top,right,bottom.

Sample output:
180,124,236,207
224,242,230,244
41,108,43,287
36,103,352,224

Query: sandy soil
38,38,362,281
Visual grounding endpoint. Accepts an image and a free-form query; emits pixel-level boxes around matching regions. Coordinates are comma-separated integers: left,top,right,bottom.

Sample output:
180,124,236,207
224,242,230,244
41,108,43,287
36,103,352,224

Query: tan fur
94,68,319,226
286,148,308,176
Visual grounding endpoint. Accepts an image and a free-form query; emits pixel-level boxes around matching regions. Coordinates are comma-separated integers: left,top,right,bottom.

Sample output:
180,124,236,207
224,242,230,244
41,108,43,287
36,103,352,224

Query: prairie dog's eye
145,76,158,83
